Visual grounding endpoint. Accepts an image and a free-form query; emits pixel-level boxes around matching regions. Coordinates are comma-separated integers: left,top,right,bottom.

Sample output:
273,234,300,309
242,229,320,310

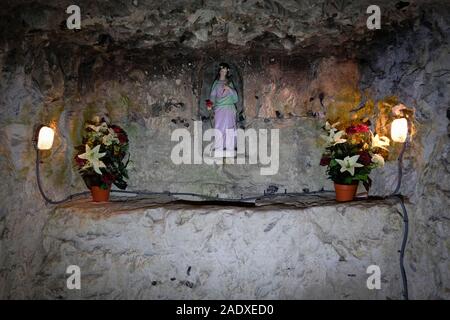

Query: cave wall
0,1,449,299
358,7,450,299
40,199,403,300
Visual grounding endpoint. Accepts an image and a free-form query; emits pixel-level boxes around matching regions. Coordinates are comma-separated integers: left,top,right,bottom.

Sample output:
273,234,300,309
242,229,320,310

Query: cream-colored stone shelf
54,193,399,214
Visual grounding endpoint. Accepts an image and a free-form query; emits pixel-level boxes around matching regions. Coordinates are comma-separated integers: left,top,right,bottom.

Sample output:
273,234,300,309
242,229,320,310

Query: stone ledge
37,196,404,299
53,193,399,215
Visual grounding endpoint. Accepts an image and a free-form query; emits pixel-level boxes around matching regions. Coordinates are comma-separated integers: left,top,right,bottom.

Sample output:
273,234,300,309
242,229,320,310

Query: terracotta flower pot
90,185,111,202
334,182,358,202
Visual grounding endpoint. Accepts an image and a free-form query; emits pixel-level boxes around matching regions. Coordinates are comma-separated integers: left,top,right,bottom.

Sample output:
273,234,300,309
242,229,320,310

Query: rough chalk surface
36,197,402,299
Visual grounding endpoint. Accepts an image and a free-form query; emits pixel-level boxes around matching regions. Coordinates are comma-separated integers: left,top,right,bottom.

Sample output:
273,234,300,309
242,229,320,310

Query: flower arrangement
74,118,130,191
319,121,390,193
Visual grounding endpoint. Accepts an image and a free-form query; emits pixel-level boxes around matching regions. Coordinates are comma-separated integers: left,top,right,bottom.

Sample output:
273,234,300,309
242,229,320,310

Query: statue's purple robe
210,79,238,156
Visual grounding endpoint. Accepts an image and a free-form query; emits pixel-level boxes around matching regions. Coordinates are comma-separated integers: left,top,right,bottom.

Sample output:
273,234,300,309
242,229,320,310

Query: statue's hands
222,85,231,94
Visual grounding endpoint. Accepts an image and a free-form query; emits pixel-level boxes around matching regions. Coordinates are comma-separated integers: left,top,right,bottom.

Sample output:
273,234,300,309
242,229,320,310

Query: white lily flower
322,129,347,146
325,121,340,131
77,144,106,175
332,130,347,145
371,153,385,167
335,155,364,176
92,116,101,124
102,128,119,146
87,122,109,133
371,133,390,150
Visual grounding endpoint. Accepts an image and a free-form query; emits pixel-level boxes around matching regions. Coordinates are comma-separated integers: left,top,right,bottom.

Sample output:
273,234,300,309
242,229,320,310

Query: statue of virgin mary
209,62,239,158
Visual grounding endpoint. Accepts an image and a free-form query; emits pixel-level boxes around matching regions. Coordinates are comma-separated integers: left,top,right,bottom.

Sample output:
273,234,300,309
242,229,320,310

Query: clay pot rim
333,181,359,186
91,185,112,190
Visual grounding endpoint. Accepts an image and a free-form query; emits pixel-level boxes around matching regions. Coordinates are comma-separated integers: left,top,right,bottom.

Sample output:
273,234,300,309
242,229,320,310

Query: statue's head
217,62,231,79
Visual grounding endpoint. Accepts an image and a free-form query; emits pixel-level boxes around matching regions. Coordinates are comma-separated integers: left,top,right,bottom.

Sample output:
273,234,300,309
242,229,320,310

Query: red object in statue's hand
205,99,213,110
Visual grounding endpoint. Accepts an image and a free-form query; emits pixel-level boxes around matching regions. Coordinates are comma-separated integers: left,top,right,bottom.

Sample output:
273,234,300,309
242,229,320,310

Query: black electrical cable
36,148,90,204
392,194,409,300
393,137,409,195
385,133,410,300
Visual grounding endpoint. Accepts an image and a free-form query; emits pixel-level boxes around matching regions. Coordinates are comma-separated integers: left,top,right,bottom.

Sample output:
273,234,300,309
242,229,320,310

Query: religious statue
207,62,239,158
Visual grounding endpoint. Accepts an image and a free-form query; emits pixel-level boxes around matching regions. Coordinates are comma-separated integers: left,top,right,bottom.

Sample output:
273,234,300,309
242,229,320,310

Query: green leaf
344,176,353,184
363,177,372,192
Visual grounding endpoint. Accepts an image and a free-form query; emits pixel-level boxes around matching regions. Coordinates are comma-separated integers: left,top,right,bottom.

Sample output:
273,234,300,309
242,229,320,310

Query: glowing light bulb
37,126,55,150
391,118,408,143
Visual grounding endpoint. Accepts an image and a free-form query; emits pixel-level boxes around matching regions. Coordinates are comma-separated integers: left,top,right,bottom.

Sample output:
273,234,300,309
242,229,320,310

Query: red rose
205,99,214,110
346,126,357,134
111,125,123,134
118,133,128,144
320,156,331,166
74,155,87,167
101,173,115,185
355,124,369,133
346,124,369,134
358,151,372,166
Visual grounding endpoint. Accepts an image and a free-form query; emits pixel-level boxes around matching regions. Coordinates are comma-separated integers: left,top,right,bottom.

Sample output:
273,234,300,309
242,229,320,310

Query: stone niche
25,47,365,200
198,61,245,128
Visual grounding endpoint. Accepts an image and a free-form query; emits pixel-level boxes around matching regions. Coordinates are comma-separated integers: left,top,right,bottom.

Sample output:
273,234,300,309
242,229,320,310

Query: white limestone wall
36,198,403,299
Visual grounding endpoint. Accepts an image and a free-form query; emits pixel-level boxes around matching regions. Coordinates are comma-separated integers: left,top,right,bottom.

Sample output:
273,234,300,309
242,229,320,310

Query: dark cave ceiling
0,0,447,61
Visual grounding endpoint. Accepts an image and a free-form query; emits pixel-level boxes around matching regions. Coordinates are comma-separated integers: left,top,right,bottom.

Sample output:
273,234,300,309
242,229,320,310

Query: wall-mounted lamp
37,126,55,150
391,118,408,143
390,113,412,195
